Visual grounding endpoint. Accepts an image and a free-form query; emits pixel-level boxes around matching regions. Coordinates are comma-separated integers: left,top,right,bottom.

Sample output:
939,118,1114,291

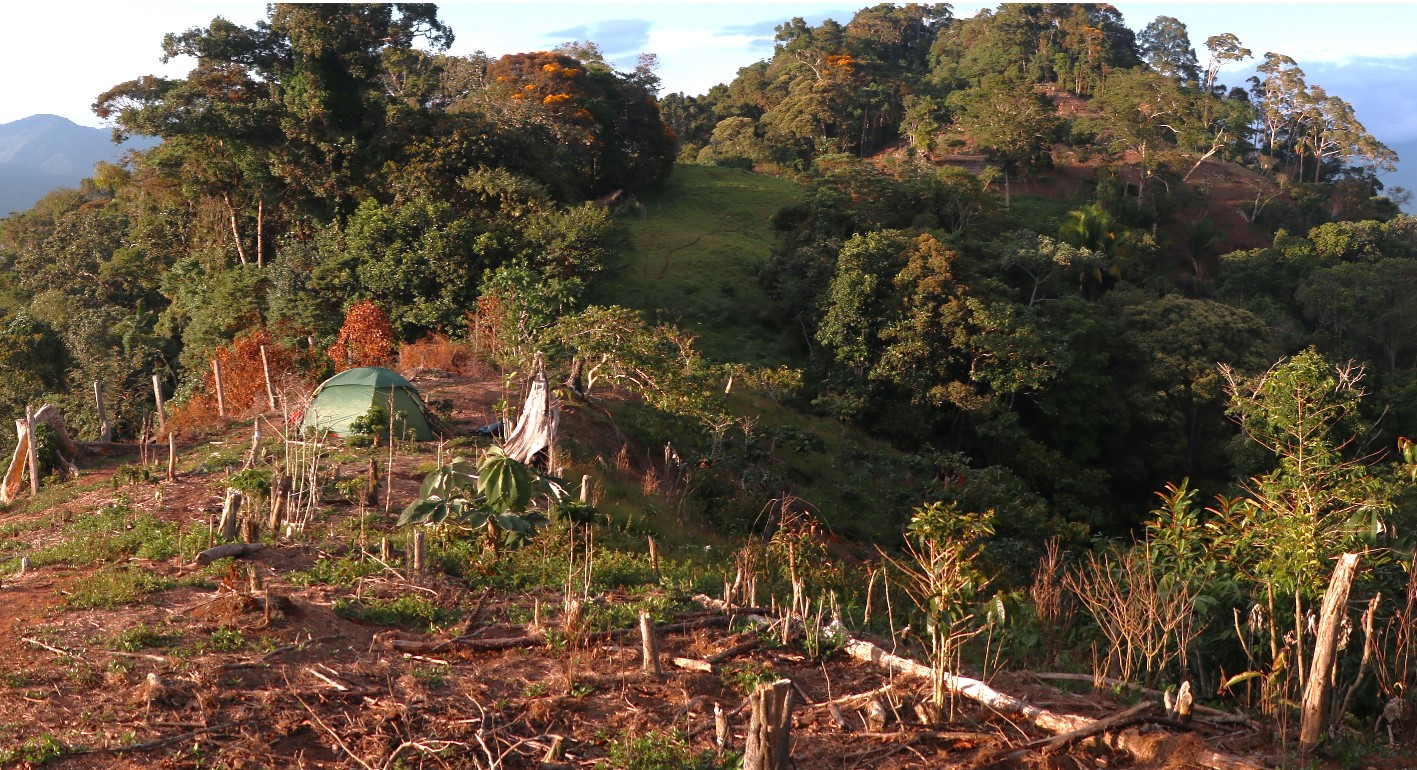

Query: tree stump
240,516,261,544
743,679,794,770
268,472,290,534
218,489,243,542
639,610,661,677
1301,552,1361,752
411,530,426,574
364,458,380,507
714,703,731,755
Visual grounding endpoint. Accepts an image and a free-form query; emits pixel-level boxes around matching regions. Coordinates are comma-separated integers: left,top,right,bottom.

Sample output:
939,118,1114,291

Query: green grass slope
589,164,806,366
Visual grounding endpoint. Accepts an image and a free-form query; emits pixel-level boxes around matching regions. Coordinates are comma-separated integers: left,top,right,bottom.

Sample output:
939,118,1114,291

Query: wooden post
259,345,276,411
212,358,227,419
639,610,662,677
151,374,166,432
743,679,794,770
580,474,592,503
380,537,390,562
1300,552,1361,752
648,536,661,583
411,530,426,574
166,431,177,482
93,381,111,443
23,405,39,497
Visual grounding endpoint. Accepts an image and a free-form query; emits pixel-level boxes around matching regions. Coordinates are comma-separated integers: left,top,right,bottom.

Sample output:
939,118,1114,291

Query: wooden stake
151,375,166,432
23,405,39,497
580,474,592,503
166,431,177,482
743,679,794,770
260,345,276,411
93,381,111,443
380,537,390,562
639,610,662,677
1301,552,1361,752
648,536,661,583
212,358,227,419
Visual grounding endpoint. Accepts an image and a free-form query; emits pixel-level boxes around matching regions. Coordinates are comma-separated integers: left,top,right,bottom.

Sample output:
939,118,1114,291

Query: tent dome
301,367,436,440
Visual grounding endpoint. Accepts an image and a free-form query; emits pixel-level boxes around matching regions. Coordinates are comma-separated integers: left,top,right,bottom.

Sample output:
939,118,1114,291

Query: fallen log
686,596,1266,770
841,638,1268,770
195,542,265,566
975,701,1156,767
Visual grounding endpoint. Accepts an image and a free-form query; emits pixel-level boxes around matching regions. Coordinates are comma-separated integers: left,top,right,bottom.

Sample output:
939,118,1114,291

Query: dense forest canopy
0,1,1411,554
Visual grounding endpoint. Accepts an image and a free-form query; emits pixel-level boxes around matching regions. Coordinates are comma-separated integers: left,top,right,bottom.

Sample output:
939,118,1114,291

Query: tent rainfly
300,367,437,440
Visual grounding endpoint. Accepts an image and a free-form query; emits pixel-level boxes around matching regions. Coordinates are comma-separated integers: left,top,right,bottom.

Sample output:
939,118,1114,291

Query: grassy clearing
2,503,204,572
590,164,805,366
64,565,175,610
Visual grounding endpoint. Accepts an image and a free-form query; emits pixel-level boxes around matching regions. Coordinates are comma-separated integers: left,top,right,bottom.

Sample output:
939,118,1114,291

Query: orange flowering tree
328,300,396,369
484,51,674,195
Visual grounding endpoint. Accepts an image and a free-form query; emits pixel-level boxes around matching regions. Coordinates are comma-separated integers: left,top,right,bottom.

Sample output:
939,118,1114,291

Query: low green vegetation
333,595,457,632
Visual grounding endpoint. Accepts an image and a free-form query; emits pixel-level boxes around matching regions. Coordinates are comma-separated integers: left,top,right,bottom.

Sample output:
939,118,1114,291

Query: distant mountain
0,114,157,216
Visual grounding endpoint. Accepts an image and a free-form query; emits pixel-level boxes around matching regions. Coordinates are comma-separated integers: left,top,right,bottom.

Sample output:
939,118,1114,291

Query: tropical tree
1202,33,1252,93
1138,15,1200,84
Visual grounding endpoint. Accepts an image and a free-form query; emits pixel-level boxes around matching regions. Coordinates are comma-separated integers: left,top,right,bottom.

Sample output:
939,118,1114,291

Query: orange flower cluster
824,54,858,75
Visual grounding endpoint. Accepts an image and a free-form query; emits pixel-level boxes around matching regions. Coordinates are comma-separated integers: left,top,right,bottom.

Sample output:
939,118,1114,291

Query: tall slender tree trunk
223,192,248,266
256,198,264,268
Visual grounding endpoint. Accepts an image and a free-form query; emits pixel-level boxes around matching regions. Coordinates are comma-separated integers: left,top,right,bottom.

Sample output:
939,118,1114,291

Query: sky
4,1,1417,191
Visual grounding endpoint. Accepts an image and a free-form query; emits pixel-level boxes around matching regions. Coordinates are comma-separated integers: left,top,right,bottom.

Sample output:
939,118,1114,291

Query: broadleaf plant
399,447,561,550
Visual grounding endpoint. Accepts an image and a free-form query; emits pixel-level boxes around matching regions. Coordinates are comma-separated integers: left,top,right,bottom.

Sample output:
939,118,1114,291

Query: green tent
301,367,437,441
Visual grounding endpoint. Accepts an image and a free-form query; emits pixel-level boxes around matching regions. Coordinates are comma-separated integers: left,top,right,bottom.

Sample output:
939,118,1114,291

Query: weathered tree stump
743,679,794,770
639,610,661,677
1301,552,1361,752
268,471,290,534
218,488,243,542
411,530,426,574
